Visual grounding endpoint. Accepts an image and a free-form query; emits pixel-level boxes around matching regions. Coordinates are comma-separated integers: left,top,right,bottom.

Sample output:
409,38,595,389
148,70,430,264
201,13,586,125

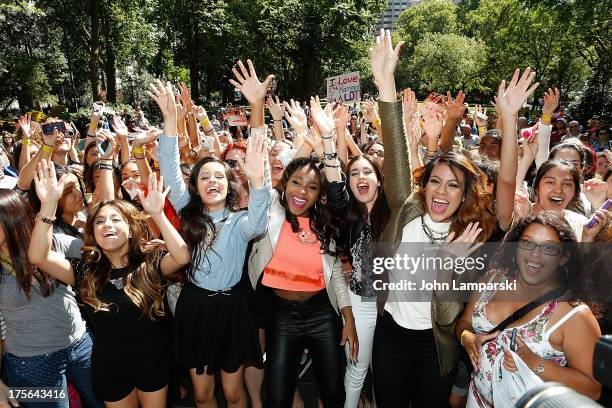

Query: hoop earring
556,264,570,281
281,190,285,202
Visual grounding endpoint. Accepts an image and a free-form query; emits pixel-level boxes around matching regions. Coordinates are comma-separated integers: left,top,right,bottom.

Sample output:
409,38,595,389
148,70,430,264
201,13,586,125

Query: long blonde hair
80,200,165,319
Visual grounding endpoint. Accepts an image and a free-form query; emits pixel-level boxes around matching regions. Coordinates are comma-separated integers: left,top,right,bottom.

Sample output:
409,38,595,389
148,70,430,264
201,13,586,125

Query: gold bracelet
132,146,145,155
460,330,471,347
41,144,54,153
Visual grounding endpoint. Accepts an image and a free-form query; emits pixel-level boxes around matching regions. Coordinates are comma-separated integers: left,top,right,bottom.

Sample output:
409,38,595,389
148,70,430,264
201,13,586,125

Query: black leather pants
264,290,345,408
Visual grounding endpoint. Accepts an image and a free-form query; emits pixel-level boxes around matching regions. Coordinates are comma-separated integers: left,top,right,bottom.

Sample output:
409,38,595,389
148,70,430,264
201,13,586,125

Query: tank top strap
543,304,589,340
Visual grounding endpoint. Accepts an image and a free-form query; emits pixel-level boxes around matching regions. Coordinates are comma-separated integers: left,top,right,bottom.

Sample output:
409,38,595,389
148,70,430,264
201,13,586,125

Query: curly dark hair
179,157,240,279
413,151,497,242
275,157,339,255
494,212,600,314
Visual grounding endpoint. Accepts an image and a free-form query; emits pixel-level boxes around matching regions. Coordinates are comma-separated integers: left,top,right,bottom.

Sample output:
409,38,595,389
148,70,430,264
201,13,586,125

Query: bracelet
36,214,56,225
273,119,283,122
324,162,340,168
98,163,113,171
323,152,338,160
477,125,487,132
134,154,146,160
41,144,54,153
460,330,471,347
132,146,145,155
22,138,31,146
533,357,545,375
321,133,335,140
200,118,210,128
541,114,552,122
373,118,381,127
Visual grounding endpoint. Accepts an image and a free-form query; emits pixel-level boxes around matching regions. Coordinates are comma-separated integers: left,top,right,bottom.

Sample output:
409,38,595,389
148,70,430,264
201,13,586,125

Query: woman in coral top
248,150,358,407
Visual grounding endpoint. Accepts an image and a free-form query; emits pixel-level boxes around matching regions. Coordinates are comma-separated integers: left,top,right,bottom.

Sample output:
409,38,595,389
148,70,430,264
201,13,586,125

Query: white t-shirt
462,135,479,149
385,213,451,330
563,209,588,242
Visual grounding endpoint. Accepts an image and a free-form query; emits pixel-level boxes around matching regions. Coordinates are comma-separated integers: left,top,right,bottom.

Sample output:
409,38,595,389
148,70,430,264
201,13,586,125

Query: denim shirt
158,134,270,290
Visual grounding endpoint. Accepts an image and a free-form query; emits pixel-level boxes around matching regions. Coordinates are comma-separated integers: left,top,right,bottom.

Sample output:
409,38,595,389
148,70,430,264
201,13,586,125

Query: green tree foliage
410,33,487,92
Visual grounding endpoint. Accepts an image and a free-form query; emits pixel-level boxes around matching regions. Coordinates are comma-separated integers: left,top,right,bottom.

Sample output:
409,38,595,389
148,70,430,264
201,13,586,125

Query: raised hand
283,99,307,134
266,95,284,121
304,126,324,158
18,115,31,139
111,115,128,137
229,59,274,105
178,82,194,112
176,103,187,122
583,207,611,242
310,95,335,136
407,114,423,150
445,91,466,121
495,68,539,116
369,29,404,100
193,105,209,122
137,175,170,215
98,132,116,160
33,159,65,204
522,128,540,159
583,178,608,209
403,88,418,124
542,87,560,118
362,100,379,124
473,105,488,128
134,127,161,147
147,80,177,120
243,130,267,189
334,104,352,131
421,108,444,140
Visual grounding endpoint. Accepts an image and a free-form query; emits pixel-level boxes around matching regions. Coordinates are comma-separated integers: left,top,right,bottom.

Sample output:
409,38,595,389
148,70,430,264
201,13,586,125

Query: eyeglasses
368,150,384,158
518,239,562,256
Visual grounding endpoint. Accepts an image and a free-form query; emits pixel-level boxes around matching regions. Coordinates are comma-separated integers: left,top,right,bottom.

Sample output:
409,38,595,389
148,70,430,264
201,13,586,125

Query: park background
0,0,609,128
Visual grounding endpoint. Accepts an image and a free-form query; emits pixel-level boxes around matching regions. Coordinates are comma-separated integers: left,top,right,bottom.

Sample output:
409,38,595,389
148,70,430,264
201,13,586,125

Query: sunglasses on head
225,159,239,168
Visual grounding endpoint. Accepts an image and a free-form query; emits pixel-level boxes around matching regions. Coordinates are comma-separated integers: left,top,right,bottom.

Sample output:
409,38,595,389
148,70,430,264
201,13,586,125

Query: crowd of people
0,29,611,408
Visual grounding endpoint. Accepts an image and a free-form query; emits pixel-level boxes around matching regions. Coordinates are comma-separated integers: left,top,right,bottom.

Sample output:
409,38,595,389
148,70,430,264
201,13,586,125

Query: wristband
321,133,335,141
42,144,54,153
323,152,338,160
98,163,113,171
22,138,31,146
373,118,381,128
541,114,552,122
132,146,145,155
477,125,487,132
36,214,56,225
324,162,340,168
200,118,210,128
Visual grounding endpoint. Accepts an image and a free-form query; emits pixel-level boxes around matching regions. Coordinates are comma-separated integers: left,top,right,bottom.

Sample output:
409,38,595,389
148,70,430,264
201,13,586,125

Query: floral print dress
468,283,583,407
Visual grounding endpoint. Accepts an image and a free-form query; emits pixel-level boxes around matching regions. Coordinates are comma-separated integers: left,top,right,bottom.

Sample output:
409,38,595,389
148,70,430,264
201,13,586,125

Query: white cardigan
247,189,351,314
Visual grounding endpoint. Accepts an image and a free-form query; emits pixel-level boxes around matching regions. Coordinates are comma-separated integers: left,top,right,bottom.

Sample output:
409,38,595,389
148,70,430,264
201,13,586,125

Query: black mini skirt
173,282,263,375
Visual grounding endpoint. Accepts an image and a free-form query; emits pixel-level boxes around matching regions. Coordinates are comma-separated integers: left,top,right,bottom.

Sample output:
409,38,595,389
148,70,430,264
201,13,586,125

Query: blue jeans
4,331,102,408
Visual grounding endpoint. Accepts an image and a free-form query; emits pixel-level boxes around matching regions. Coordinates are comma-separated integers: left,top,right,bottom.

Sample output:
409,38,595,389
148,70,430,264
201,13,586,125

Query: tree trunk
188,17,199,100
89,0,101,102
102,2,117,103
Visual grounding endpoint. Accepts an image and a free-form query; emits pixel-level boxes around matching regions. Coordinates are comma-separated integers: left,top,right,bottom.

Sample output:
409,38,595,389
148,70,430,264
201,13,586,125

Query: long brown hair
345,155,389,240
80,200,165,319
413,151,496,241
0,189,55,298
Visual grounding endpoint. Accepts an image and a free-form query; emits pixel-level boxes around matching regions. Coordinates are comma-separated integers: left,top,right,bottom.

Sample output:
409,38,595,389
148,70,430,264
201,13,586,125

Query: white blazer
248,190,351,314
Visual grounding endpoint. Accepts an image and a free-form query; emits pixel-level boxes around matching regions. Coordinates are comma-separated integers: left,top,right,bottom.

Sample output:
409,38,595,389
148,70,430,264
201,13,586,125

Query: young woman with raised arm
154,66,271,408
28,158,190,407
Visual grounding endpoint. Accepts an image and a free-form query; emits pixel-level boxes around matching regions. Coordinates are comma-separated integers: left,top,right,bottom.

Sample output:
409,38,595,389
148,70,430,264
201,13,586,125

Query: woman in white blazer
248,155,358,408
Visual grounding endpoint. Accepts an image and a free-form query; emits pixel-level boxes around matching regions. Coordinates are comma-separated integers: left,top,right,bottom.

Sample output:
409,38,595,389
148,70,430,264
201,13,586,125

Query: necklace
421,216,449,246
296,229,318,245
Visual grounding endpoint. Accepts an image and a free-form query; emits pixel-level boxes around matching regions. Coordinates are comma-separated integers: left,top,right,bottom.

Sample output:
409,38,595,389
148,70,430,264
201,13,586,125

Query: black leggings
264,290,345,408
372,311,455,408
